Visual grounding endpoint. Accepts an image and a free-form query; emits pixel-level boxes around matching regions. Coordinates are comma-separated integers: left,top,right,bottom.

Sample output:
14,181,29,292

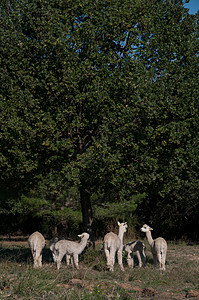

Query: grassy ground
0,237,199,299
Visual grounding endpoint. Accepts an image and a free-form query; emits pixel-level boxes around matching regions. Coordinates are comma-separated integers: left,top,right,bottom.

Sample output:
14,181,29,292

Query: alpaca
104,221,128,271
54,232,89,269
125,240,146,268
141,224,167,270
28,231,45,268
49,236,72,265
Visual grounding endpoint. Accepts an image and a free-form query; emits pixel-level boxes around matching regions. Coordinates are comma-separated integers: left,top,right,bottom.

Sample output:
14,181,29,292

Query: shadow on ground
0,247,53,264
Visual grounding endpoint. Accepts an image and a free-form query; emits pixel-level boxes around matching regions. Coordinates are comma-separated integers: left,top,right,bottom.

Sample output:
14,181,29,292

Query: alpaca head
140,224,153,233
78,232,90,240
118,221,128,232
124,243,131,253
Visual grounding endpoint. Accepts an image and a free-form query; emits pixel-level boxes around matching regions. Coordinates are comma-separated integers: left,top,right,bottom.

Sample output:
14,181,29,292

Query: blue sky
184,0,199,14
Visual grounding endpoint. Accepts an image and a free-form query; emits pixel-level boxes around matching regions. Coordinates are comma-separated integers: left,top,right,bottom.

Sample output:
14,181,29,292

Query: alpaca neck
79,238,88,248
146,231,154,246
118,228,125,244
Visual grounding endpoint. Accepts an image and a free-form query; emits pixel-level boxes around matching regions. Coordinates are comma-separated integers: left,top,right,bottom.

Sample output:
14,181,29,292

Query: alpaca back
152,237,167,257
104,232,121,252
55,238,87,256
28,231,45,255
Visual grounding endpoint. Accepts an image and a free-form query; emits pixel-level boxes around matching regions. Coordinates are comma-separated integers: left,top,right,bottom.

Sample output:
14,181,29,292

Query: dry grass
0,238,199,299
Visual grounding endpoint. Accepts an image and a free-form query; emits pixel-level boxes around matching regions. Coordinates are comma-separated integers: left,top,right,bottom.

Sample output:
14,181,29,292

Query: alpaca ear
117,221,121,226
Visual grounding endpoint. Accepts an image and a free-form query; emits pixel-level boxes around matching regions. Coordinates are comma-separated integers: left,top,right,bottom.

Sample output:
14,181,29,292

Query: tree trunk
80,187,95,248
52,225,58,236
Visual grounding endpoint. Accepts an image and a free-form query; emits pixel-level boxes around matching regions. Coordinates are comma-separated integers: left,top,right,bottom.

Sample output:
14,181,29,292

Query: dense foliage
0,0,198,239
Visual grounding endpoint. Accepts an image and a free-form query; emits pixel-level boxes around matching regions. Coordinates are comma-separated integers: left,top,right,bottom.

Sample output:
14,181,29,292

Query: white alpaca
141,224,167,270
28,231,45,268
125,240,146,268
49,237,72,265
103,221,128,272
54,232,89,270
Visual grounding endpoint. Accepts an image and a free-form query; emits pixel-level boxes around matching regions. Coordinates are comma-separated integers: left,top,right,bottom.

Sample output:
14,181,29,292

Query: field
0,237,199,299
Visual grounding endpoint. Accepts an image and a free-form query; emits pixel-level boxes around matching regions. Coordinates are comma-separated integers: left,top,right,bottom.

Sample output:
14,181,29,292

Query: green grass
0,240,198,299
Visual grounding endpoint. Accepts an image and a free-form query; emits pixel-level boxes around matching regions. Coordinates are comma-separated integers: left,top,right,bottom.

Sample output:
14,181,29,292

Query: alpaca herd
28,222,168,271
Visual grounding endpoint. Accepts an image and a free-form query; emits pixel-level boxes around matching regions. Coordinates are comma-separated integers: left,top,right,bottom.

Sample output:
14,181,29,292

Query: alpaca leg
162,251,166,270
66,255,71,265
157,252,163,270
136,250,142,267
31,248,35,259
56,253,64,270
38,254,42,267
127,252,134,268
162,259,166,271
163,256,166,270
34,255,40,268
117,249,124,271
32,249,37,267
33,257,37,268
109,249,116,271
153,254,158,269
158,254,162,270
105,249,111,269
33,250,40,268
52,253,56,263
70,255,74,267
73,254,79,269
56,259,61,270
160,261,165,270
159,253,166,270
140,250,146,267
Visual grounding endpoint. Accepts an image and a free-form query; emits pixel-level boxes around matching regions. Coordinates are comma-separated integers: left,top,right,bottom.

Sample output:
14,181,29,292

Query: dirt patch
119,282,142,293
184,254,199,262
0,241,28,247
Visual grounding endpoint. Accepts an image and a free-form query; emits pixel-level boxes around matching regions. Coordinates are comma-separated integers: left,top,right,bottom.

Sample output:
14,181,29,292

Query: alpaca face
123,222,128,232
140,224,153,233
78,232,90,240
118,221,128,232
121,222,128,232
124,244,130,252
